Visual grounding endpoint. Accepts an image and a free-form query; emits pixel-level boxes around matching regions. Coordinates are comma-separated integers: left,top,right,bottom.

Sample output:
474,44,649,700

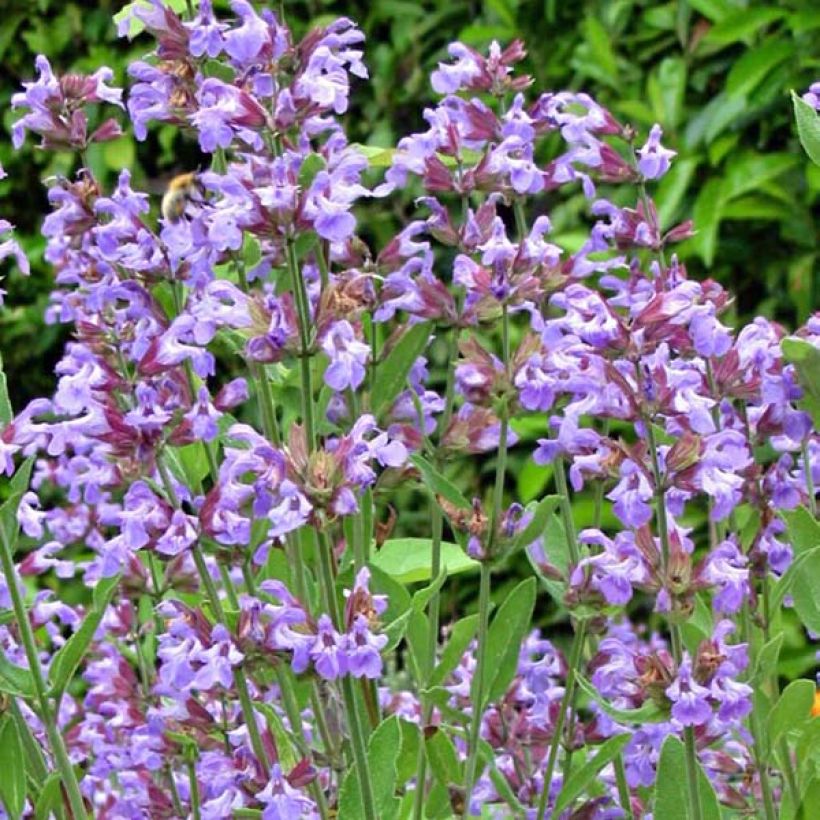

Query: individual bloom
666,658,712,727
711,675,752,723
191,624,244,691
431,42,482,94
344,566,388,625
700,538,749,614
186,0,228,58
636,124,676,180
266,480,312,544
803,82,820,110
757,520,792,575
18,541,75,578
321,320,370,392
292,18,367,116
573,530,649,605
694,430,751,521
344,614,387,678
190,78,267,153
310,615,347,679
608,459,654,528
155,509,199,557
0,219,30,277
311,194,356,243
183,387,222,442
223,0,271,67
256,764,317,820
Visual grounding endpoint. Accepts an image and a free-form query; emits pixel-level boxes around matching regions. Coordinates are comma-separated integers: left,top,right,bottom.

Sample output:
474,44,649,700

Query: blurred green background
1,0,819,409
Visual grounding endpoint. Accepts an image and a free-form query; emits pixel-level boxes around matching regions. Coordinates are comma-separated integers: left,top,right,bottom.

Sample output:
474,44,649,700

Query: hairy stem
316,530,377,820
0,525,88,820
536,618,587,820
462,560,493,815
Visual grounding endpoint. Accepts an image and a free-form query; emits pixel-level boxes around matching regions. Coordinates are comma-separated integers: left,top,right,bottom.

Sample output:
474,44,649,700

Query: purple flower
257,765,317,820
666,658,712,727
310,615,347,679
344,614,387,678
694,431,750,521
223,0,270,67
700,538,749,614
637,124,676,180
321,320,370,392
608,459,654,528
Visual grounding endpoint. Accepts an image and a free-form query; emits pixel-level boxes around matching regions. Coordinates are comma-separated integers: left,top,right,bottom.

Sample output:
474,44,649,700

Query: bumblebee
161,171,204,223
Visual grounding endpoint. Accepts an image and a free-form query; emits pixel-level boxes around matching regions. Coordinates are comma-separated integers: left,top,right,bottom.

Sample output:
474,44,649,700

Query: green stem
802,440,816,516
285,237,316,450
643,421,703,820
613,752,633,820
189,545,271,774
412,321,462,819
0,526,88,820
186,758,201,820
316,530,377,820
462,561,492,815
536,619,587,820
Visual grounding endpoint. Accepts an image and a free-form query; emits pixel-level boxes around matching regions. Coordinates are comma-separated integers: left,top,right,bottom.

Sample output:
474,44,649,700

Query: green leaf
395,718,421,788
782,337,820,427
653,735,721,819
702,8,785,46
793,90,820,166
339,716,402,820
477,739,527,814
429,613,479,687
781,506,820,557
648,57,687,129
242,234,262,270
554,734,631,814
723,153,798,201
372,322,432,418
0,351,12,427
680,594,713,656
791,548,820,633
688,177,726,265
0,715,26,819
34,772,64,820
771,547,820,613
297,153,327,190
352,143,396,168
0,457,34,548
657,159,698,231
254,703,299,772
482,577,536,705
508,496,561,554
0,652,36,699
726,41,792,98
767,679,815,760
410,454,471,511
425,727,462,788
582,17,617,79
48,574,120,695
371,538,478,584
750,633,784,686
576,674,667,724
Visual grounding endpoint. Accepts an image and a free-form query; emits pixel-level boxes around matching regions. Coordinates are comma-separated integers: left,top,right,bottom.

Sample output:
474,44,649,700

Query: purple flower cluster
1,5,817,819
